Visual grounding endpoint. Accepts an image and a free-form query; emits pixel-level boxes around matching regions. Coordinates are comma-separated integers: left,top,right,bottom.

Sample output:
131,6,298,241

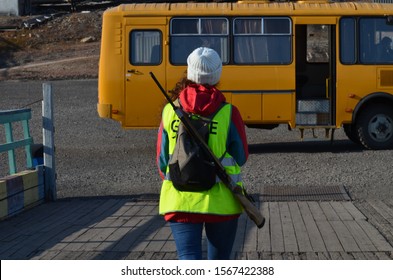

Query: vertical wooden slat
42,83,56,201
22,119,33,169
4,122,16,174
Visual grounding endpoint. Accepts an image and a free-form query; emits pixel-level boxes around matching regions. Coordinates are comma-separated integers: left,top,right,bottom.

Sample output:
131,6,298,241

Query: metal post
42,83,56,201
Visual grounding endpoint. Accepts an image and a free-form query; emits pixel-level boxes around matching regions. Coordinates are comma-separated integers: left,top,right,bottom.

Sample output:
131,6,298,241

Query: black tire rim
368,113,393,142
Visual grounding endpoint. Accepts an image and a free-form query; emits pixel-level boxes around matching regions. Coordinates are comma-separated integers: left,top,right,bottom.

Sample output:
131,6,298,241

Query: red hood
179,84,226,116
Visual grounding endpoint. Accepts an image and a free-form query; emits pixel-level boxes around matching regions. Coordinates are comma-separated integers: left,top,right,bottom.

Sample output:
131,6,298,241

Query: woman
156,47,249,260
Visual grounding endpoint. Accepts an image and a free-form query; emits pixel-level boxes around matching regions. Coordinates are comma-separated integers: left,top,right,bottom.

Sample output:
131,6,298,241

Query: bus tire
343,123,360,144
356,104,393,150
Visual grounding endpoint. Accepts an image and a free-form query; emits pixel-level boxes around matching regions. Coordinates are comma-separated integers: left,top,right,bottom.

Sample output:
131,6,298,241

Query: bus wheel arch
352,93,393,150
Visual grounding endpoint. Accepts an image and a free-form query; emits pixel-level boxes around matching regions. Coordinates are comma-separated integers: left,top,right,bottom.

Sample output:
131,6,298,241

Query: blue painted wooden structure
0,108,33,175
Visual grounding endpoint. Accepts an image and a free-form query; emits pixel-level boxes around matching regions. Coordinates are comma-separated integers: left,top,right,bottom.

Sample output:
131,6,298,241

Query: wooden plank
232,212,247,254
257,201,271,252
271,252,284,260
247,251,259,260
305,252,318,260
125,251,144,260
4,122,16,174
74,199,123,226
163,252,177,260
161,239,176,253
131,204,162,237
368,200,393,221
243,205,258,252
363,252,379,260
352,252,366,260
331,201,357,221
234,251,247,260
279,202,298,252
342,202,367,220
123,204,145,218
42,83,56,201
330,220,360,252
144,222,172,252
269,202,284,252
9,211,94,258
307,201,326,221
113,205,163,252
345,220,377,251
340,252,355,260
288,202,313,252
357,220,393,251
260,252,272,260
316,220,343,251
111,201,139,217
286,252,301,260
0,108,31,123
36,250,61,260
320,201,340,221
297,202,326,252
56,226,90,248
51,251,83,260
329,252,343,260
375,252,392,260
317,251,330,260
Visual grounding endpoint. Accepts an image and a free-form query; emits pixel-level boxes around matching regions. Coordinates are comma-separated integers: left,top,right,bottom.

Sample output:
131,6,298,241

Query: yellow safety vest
159,102,243,216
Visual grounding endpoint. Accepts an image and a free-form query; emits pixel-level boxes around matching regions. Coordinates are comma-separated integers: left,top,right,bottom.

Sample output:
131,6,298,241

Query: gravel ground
1,79,392,201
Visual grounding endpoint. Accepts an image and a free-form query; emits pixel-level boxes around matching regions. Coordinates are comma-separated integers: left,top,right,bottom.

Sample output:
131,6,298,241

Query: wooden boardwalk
0,197,392,260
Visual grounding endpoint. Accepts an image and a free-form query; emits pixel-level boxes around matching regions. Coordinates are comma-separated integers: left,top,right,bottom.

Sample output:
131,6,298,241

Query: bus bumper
97,103,112,119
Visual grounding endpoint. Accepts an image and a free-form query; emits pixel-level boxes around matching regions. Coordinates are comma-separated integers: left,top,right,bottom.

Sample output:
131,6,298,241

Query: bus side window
170,17,229,65
233,17,291,65
150,44,161,64
339,17,356,64
130,30,162,65
360,17,393,64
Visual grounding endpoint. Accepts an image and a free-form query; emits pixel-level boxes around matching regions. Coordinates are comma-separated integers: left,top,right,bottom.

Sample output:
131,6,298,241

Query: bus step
296,99,330,125
297,99,330,113
297,126,336,142
296,112,330,125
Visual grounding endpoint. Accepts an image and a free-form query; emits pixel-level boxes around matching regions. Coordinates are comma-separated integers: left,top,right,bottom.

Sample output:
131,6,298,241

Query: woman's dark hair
169,72,193,101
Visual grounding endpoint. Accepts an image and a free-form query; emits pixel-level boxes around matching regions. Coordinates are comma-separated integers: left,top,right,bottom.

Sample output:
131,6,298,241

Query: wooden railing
0,108,34,175
0,83,56,220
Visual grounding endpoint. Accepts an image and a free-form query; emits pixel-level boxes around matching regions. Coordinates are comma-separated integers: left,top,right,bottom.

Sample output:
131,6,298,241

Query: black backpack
168,105,225,192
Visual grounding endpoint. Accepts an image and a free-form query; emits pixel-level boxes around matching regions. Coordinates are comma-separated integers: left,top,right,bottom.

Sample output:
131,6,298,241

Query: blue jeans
169,218,239,260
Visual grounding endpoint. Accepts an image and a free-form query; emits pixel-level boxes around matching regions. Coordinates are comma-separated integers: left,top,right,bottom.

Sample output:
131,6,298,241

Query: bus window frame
358,16,393,65
233,17,292,36
339,17,357,65
129,29,163,66
233,16,292,65
169,17,230,65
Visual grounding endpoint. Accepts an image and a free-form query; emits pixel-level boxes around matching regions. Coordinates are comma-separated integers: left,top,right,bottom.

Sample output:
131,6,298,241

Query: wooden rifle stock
150,72,265,228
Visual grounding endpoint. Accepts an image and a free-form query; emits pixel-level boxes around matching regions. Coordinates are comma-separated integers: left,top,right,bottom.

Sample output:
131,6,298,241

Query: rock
80,36,95,43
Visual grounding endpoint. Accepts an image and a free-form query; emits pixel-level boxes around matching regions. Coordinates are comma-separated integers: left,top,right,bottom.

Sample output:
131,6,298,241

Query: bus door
295,19,336,129
125,21,166,128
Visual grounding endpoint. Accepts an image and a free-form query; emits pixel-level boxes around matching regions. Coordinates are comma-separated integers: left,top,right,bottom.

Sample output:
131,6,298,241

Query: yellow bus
97,0,393,150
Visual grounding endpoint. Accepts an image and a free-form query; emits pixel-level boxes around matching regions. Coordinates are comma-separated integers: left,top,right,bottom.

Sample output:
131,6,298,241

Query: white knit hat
187,47,222,86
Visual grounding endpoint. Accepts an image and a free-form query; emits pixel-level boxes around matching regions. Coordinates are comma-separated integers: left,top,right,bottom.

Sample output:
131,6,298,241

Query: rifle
150,72,265,228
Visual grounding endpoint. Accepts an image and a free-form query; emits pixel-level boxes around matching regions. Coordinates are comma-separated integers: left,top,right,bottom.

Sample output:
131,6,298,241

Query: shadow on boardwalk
0,195,393,260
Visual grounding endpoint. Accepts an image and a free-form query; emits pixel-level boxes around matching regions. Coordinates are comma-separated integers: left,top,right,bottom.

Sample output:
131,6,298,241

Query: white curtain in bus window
360,17,393,64
233,17,291,64
130,30,161,65
170,18,229,65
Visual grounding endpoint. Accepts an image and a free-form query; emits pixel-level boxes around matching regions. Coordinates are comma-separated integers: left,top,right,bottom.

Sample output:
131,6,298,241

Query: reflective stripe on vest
159,102,243,216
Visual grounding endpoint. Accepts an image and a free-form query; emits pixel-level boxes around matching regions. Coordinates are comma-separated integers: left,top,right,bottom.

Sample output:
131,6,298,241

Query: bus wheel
356,104,393,150
343,124,360,144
